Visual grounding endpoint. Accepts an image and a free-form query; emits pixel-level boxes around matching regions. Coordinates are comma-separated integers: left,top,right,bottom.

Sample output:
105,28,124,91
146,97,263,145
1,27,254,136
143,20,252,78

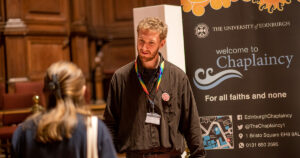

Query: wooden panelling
71,36,90,80
87,0,179,39
88,40,97,70
2,0,182,102
101,39,135,101
0,36,4,83
6,0,22,18
143,0,180,6
0,0,4,22
71,0,86,22
86,0,105,38
24,0,68,21
71,0,87,33
0,0,4,83
26,24,68,35
28,0,60,14
102,39,135,74
103,0,142,39
23,0,70,35
26,36,70,80
90,40,105,101
114,0,135,21
5,37,27,80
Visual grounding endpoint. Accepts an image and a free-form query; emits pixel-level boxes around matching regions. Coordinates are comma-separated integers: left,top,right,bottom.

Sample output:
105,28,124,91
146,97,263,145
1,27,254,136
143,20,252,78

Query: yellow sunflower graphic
252,0,292,13
181,0,238,16
181,0,295,16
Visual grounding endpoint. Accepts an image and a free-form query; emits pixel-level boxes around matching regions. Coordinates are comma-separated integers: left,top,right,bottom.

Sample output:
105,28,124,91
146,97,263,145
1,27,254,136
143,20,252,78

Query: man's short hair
137,17,168,40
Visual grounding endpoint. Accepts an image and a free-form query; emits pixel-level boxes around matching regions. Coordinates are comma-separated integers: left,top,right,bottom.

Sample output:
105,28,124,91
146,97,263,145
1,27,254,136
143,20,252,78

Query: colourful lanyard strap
135,59,165,96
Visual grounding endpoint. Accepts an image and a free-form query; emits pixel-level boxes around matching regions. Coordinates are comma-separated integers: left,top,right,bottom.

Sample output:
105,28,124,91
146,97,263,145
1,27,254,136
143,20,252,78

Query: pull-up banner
181,0,300,157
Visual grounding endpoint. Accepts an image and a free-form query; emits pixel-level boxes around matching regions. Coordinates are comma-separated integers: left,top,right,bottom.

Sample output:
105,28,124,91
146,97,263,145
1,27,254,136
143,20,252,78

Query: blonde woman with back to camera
12,61,117,158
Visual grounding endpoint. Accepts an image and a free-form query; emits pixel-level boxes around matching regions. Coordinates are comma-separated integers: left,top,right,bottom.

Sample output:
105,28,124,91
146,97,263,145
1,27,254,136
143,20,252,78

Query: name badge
145,113,161,125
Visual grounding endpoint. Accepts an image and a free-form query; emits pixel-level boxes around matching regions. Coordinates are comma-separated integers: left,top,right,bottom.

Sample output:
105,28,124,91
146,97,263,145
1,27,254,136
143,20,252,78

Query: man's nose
141,43,148,51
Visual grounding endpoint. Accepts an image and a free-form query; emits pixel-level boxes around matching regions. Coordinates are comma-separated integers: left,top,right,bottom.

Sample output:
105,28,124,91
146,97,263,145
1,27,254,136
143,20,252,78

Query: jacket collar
137,52,164,74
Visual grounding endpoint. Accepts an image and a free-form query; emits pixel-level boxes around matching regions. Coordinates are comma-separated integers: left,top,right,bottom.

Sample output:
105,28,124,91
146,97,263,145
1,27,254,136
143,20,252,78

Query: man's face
137,29,165,63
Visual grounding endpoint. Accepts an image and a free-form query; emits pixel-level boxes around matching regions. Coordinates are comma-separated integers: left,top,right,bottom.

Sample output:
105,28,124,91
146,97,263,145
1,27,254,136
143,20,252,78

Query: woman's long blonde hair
31,61,90,143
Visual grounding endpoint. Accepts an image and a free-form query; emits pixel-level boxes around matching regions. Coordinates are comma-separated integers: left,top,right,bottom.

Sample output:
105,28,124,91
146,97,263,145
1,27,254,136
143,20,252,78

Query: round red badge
162,92,170,102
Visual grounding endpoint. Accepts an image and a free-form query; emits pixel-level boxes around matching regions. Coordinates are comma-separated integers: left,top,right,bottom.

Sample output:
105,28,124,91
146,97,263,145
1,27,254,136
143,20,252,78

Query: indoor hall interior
0,0,180,157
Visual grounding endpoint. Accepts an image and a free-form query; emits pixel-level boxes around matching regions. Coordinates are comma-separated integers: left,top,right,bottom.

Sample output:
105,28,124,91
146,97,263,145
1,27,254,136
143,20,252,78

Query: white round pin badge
162,92,170,102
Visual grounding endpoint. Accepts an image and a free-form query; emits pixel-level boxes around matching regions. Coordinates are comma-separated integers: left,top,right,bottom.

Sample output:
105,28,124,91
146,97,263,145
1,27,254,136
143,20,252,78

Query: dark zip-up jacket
104,56,206,158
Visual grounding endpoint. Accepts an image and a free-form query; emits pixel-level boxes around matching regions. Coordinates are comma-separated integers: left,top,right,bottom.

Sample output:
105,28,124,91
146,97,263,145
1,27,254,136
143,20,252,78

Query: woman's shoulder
17,118,37,132
12,119,37,145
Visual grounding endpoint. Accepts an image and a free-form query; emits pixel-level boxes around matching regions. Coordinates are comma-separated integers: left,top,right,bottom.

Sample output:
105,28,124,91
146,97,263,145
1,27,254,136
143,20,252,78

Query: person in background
12,61,117,158
104,17,206,158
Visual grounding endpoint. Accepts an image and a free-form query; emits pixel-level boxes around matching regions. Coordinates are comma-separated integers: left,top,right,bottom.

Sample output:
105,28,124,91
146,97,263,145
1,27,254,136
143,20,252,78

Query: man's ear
159,39,166,49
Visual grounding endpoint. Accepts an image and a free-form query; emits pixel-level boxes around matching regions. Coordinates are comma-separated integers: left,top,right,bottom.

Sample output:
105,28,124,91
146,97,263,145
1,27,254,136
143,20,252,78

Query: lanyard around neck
135,59,165,96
